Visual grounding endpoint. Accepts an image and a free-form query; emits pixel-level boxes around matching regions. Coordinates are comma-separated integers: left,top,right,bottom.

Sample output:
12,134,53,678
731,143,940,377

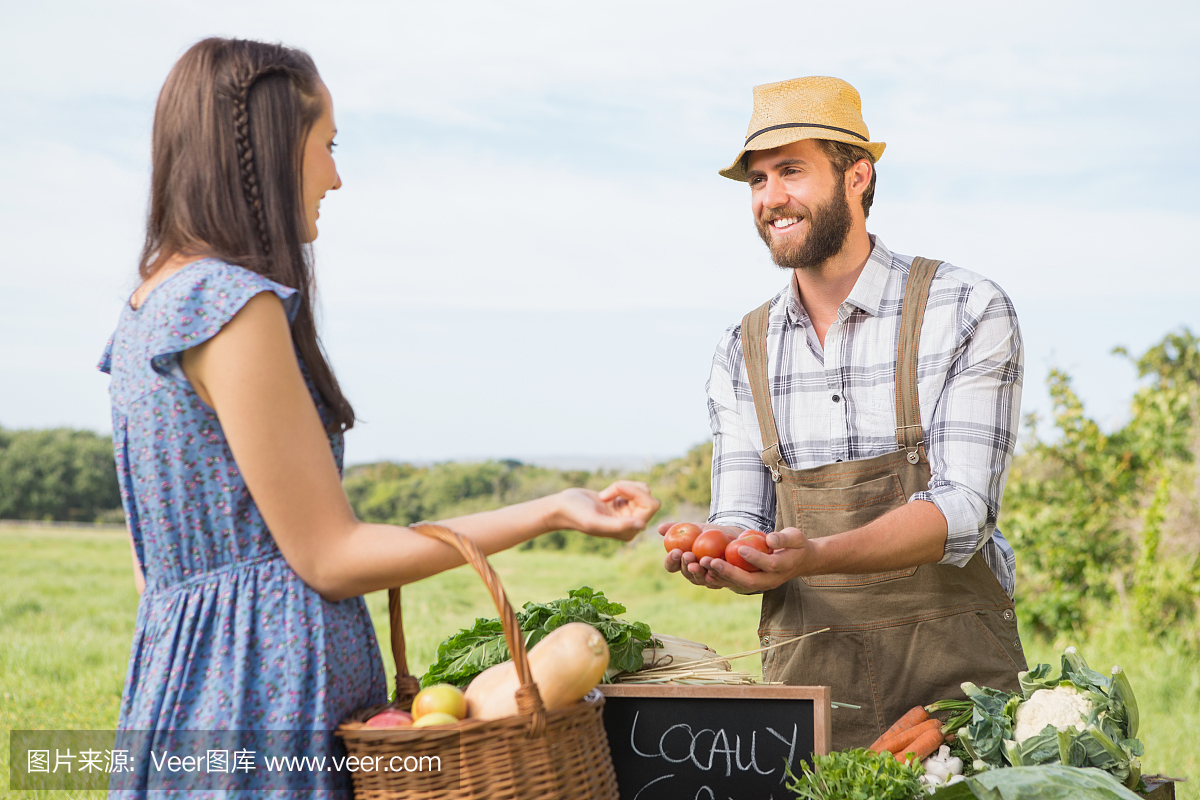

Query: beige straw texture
719,75,886,181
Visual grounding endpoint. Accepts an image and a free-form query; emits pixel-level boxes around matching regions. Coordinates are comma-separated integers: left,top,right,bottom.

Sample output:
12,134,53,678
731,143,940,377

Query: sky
1,0,1198,469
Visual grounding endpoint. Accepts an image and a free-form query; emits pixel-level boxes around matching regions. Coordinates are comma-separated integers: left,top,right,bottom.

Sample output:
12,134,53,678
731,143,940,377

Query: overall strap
740,299,785,482
894,257,942,463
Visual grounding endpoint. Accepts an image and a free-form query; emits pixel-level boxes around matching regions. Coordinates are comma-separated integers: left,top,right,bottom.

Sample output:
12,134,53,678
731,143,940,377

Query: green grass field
1,526,1195,798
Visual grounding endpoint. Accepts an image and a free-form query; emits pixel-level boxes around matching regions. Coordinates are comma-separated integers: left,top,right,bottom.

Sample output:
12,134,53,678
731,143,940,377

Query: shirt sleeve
706,325,777,532
910,280,1023,569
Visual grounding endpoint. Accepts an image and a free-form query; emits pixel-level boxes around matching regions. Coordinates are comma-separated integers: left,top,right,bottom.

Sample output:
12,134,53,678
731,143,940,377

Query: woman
100,38,658,797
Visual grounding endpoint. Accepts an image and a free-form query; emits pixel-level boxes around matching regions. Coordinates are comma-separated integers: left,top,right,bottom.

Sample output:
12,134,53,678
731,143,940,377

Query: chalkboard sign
598,685,830,800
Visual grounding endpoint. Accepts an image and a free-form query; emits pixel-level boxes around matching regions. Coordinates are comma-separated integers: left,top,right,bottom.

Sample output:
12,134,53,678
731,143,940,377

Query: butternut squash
464,622,610,720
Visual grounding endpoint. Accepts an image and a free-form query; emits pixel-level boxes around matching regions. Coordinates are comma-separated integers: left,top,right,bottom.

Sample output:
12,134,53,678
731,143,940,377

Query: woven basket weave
336,523,620,800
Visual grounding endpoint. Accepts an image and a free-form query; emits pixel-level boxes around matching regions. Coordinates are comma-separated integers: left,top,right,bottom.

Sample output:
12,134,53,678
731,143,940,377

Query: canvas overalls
739,257,1027,751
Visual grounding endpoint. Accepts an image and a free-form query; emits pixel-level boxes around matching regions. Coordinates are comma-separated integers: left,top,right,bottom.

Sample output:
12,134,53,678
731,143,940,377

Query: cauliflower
1012,685,1094,742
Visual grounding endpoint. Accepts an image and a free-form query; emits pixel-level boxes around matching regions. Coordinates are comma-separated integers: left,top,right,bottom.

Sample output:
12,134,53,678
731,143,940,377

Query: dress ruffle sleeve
142,260,300,385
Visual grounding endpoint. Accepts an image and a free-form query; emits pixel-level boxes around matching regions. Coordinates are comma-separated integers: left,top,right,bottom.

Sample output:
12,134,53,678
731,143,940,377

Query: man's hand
660,522,743,589
686,527,815,593
664,501,949,595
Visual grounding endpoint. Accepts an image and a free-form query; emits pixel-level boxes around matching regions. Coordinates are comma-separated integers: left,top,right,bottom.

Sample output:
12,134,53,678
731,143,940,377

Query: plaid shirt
707,236,1020,597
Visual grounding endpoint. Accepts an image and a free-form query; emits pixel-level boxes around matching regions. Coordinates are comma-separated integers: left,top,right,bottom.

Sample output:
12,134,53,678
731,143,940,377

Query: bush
1005,329,1200,648
0,426,121,522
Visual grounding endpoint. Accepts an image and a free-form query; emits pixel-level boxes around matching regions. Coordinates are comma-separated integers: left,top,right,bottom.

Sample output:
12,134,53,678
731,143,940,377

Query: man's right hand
660,522,745,590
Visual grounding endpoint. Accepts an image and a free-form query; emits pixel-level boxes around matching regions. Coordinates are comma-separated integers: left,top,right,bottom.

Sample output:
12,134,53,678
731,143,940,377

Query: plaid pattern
707,237,1020,597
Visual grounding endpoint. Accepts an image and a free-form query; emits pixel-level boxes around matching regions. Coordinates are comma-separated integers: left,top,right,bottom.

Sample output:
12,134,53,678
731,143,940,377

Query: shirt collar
782,235,894,325
843,235,892,317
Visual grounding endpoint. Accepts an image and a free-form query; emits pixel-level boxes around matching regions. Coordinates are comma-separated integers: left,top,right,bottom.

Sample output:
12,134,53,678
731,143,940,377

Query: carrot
895,726,944,763
872,717,941,755
869,705,930,750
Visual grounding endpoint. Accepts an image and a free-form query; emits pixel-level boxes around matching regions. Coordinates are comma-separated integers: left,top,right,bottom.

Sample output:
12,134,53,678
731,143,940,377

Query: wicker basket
336,523,620,800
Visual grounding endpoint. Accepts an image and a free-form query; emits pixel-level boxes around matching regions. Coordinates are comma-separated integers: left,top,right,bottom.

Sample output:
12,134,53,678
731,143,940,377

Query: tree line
0,427,123,522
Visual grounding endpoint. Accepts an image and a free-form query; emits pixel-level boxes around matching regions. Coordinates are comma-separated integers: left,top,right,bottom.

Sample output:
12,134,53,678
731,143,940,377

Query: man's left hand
692,527,816,593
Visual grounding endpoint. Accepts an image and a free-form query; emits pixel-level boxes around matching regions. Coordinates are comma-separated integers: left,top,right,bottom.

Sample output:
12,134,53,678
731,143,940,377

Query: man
662,76,1028,750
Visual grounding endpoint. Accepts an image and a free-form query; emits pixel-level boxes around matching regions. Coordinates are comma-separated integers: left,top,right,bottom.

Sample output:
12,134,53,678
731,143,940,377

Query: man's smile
771,217,800,230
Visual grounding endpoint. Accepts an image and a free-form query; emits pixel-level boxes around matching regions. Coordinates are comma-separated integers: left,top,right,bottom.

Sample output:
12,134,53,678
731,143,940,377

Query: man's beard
755,180,853,271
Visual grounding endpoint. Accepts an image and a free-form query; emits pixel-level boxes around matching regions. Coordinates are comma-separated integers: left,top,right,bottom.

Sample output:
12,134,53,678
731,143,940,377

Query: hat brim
719,127,886,181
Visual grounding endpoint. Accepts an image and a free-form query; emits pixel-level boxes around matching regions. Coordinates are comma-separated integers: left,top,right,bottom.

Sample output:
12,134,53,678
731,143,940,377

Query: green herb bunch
419,586,655,688
784,748,923,800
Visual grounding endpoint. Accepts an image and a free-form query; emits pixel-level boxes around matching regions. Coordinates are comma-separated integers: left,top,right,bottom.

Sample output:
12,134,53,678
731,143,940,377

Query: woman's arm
128,529,145,596
181,292,658,601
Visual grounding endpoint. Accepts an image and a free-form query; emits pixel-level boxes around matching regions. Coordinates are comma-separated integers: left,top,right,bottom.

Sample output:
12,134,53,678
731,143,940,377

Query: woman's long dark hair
140,37,354,431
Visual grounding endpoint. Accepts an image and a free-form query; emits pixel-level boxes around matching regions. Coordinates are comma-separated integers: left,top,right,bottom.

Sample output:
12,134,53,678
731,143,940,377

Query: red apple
365,708,413,728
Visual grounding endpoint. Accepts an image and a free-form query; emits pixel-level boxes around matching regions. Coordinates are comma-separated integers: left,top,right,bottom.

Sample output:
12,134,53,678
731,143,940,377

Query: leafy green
514,586,655,677
784,748,923,800
930,764,1145,800
417,616,511,688
419,586,655,688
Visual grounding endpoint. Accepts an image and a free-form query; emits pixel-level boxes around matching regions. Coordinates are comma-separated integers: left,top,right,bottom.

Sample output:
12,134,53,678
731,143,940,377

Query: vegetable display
875,718,944,761
784,748,924,800
420,587,654,688
926,647,1144,789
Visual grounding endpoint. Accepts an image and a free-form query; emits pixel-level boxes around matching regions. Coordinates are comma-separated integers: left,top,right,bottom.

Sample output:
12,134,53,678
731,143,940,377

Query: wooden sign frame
598,684,831,800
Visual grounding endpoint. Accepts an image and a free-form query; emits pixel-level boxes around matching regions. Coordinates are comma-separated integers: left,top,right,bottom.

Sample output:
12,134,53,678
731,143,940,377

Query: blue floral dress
100,259,386,798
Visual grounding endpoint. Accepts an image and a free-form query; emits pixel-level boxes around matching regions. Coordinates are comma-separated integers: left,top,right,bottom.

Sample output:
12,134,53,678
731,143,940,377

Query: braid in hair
231,67,272,257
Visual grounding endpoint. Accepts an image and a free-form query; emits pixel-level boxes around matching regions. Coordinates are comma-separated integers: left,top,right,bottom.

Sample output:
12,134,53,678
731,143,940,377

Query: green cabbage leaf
930,764,1145,800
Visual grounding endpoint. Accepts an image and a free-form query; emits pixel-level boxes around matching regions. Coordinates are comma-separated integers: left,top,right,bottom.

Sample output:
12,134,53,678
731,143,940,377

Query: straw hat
719,76,886,182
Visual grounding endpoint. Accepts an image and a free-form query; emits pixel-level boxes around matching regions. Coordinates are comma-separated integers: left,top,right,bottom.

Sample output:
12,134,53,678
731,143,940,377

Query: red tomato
737,531,770,549
738,529,768,540
663,522,702,554
691,529,730,560
725,535,770,571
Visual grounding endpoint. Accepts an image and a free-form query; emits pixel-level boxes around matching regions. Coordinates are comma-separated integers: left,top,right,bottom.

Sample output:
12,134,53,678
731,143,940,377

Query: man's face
747,139,852,272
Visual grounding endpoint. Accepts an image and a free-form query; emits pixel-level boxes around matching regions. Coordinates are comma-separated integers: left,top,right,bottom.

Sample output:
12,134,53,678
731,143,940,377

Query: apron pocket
868,609,1023,726
792,474,916,587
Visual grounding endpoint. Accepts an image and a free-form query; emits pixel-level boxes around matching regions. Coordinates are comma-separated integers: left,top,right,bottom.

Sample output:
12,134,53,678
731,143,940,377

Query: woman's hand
550,481,660,541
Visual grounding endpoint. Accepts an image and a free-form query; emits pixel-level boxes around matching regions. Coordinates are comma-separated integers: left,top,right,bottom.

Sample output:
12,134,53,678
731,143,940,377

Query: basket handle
389,522,547,737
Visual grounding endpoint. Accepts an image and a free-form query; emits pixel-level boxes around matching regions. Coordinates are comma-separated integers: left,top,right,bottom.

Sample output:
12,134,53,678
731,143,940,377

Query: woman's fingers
599,481,659,522
559,484,658,541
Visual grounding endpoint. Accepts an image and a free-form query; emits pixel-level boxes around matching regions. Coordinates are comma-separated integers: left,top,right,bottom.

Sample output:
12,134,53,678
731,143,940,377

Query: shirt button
832,394,841,402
